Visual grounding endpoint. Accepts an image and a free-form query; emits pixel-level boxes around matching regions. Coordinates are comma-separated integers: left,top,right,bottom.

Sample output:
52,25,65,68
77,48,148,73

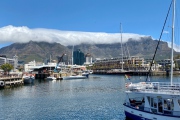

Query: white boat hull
63,75,87,80
45,77,56,80
124,104,180,120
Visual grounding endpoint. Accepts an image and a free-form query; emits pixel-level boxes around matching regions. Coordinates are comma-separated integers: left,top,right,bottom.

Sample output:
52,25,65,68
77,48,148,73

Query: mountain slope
0,41,71,63
0,37,178,63
70,37,176,60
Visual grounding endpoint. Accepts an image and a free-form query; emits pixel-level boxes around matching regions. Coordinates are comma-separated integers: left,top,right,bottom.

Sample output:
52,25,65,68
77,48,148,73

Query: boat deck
126,82,180,95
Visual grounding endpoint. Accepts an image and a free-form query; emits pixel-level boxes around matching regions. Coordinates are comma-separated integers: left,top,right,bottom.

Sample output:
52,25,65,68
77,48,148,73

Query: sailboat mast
120,23,123,70
72,45,74,65
170,0,175,85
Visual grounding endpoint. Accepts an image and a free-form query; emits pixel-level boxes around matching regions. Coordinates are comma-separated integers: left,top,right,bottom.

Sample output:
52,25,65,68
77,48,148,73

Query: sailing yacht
123,0,180,120
63,46,88,80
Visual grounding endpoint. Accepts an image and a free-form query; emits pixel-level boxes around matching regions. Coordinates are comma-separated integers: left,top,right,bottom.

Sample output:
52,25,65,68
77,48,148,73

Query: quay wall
92,70,179,76
0,77,23,88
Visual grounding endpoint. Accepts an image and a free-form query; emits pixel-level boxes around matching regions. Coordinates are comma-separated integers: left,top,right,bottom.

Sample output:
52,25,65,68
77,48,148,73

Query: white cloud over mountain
0,25,147,46
0,25,179,52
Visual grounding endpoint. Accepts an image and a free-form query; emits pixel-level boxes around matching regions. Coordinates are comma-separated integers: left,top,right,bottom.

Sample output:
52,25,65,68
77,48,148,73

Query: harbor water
0,74,180,120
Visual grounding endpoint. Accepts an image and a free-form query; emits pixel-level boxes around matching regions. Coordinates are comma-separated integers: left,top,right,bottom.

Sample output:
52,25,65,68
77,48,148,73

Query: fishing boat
123,0,180,120
23,74,35,84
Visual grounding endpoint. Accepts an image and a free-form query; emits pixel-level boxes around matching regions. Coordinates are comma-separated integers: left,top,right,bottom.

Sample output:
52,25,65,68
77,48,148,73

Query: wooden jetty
0,77,23,88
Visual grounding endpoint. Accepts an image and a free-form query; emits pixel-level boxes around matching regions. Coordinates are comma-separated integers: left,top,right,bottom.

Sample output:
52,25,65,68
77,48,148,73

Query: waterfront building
13,55,18,69
84,53,92,65
0,55,18,70
24,60,37,72
157,59,175,69
24,61,56,73
73,49,85,65
92,56,161,71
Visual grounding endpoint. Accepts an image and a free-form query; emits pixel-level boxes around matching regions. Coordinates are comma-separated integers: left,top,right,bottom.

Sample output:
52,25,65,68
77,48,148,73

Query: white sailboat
63,46,88,80
45,55,57,80
123,0,180,120
119,23,127,73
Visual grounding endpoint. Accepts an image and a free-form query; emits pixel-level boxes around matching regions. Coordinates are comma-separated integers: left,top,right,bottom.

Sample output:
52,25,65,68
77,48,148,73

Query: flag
125,74,130,80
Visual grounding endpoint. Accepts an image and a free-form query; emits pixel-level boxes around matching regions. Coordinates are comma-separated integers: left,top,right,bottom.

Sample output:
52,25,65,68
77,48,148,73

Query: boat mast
72,45,74,65
170,0,175,85
71,45,74,76
50,55,51,72
120,23,123,70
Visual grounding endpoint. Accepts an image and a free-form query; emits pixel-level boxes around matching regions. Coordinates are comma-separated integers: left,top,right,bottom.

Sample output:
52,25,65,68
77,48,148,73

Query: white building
84,53,92,65
24,60,57,72
24,60,36,72
0,55,18,70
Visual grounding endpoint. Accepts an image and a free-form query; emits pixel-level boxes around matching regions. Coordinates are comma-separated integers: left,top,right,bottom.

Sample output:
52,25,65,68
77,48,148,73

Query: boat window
150,97,157,108
129,97,144,107
164,99,168,110
147,96,150,104
178,99,180,106
151,97,154,107
154,98,157,108
158,98,163,113
164,99,174,110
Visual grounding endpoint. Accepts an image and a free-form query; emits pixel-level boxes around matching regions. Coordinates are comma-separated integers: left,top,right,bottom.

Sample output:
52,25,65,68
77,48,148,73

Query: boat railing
126,82,180,94
125,102,180,117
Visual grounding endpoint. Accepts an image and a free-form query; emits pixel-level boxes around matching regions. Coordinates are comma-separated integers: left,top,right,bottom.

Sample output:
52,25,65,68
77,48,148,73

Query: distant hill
0,37,178,63
0,41,71,63
69,37,177,60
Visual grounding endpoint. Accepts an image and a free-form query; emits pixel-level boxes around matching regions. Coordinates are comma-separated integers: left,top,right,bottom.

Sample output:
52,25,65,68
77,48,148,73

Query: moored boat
63,75,87,80
123,0,180,119
45,76,56,80
23,74,35,84
124,82,180,120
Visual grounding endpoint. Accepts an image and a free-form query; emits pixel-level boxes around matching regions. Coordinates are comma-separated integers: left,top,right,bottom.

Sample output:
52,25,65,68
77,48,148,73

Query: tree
0,63,14,75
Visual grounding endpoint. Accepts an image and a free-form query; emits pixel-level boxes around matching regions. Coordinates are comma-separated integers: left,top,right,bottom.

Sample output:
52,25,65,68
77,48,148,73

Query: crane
54,53,66,73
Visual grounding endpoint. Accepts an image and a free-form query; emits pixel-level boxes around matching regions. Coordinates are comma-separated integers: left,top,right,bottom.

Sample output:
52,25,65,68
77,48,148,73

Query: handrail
126,82,180,94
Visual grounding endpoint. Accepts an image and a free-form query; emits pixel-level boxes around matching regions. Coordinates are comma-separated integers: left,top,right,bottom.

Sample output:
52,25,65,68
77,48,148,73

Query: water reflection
1,75,179,119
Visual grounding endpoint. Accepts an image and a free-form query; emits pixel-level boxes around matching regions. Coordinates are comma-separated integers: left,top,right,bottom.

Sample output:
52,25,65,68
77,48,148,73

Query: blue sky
0,0,179,48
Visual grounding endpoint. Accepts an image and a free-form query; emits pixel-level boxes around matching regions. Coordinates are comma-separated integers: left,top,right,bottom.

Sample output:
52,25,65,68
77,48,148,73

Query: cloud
1,25,180,52
167,42,180,52
0,25,148,46
163,31,169,34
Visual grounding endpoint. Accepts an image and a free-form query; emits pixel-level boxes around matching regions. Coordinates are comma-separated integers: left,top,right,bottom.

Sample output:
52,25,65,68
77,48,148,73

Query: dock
35,72,71,80
0,77,23,88
93,70,180,76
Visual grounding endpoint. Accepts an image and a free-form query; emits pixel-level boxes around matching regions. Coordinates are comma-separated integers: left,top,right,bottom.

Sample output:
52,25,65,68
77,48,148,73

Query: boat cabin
125,82,180,117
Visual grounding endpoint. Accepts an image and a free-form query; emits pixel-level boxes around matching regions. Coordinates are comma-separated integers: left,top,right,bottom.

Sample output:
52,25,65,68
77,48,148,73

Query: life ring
0,81,4,87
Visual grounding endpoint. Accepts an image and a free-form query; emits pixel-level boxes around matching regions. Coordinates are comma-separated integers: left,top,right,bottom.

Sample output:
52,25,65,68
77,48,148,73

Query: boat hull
24,78,34,84
63,76,87,80
124,104,180,120
45,77,56,80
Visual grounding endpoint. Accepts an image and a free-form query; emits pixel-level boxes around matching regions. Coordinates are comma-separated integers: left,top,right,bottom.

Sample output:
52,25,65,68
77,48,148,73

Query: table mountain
0,37,178,63
0,40,71,63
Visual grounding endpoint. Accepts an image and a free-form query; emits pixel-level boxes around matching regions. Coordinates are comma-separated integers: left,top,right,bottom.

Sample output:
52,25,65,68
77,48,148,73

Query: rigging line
146,0,173,81
175,4,180,46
